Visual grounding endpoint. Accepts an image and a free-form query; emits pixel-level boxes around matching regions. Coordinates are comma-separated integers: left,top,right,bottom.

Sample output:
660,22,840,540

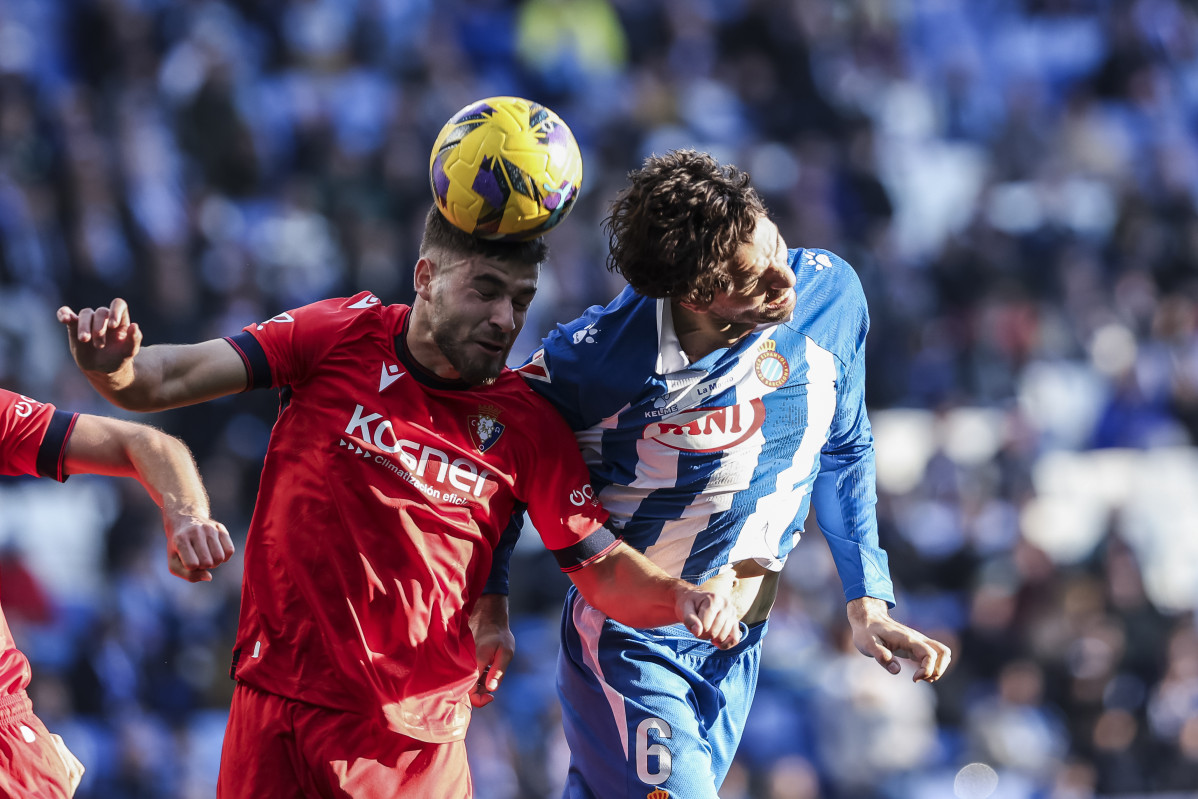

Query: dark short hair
420,205,549,268
604,149,768,306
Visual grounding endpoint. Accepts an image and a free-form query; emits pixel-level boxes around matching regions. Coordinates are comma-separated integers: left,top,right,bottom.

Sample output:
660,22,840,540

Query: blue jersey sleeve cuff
842,583,897,608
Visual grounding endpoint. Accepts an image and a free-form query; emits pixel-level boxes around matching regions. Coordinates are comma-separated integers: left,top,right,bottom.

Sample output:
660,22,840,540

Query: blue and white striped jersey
517,248,894,604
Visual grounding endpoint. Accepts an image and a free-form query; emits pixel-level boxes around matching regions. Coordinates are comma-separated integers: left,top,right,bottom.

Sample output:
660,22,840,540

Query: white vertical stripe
727,338,838,565
573,593,631,756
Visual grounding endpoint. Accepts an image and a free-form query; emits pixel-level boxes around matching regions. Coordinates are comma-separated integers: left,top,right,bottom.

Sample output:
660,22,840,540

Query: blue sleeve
483,508,525,595
810,291,895,607
521,315,600,431
520,287,658,431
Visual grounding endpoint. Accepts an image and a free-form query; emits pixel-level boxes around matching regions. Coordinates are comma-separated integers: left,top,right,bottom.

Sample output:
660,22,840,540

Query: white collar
656,299,692,374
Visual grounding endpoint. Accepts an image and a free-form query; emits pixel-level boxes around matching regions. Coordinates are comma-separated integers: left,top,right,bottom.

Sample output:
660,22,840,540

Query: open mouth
765,291,794,310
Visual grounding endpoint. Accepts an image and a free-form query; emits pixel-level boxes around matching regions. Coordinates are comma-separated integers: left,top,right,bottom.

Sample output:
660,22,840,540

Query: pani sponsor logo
642,399,765,453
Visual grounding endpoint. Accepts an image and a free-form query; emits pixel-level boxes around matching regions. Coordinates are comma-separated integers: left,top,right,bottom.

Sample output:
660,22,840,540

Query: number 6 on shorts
635,717,673,785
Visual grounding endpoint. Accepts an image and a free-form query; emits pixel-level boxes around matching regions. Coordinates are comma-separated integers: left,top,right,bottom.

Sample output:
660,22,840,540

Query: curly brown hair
420,204,549,267
604,149,768,306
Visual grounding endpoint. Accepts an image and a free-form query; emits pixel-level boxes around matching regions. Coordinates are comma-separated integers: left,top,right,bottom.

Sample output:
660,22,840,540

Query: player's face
705,216,795,326
427,255,539,385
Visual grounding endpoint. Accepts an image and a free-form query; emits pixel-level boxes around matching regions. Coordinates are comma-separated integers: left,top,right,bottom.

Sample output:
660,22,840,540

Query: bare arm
569,541,742,649
57,299,247,411
847,596,952,683
64,414,236,582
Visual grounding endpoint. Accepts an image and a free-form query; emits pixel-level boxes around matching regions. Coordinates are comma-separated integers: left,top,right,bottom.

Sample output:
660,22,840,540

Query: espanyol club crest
754,339,789,388
469,406,505,453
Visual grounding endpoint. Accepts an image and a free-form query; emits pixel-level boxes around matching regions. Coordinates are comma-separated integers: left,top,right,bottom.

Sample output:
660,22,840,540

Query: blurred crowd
1,0,1197,797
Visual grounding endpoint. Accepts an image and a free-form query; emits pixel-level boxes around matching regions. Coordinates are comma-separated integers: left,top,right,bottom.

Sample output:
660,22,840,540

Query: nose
769,260,795,290
490,299,517,333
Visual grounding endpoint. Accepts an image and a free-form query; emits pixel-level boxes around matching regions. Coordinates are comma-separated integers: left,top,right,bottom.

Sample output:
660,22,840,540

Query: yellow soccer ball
430,96,583,241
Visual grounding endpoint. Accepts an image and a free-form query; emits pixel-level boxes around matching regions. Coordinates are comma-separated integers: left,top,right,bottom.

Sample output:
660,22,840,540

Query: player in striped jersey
510,150,953,797
0,388,234,797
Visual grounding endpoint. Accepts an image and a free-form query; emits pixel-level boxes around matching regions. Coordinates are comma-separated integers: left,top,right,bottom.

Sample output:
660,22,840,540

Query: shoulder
790,248,867,307
482,371,575,437
785,248,869,359
541,287,659,380
523,287,661,424
287,292,402,339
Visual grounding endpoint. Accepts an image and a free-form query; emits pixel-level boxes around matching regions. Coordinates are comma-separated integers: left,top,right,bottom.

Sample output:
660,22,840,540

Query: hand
847,596,952,683
50,732,84,796
677,589,741,649
165,513,236,583
57,298,142,375
469,594,515,708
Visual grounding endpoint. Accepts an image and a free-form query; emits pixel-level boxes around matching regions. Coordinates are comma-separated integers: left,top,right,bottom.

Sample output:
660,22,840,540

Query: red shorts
217,682,472,798
0,692,74,799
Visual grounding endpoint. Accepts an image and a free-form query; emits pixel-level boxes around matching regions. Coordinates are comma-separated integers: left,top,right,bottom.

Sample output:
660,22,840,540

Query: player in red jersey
57,205,742,798
0,387,235,797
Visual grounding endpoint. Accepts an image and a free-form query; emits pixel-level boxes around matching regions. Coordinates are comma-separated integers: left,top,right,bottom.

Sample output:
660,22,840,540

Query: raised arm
57,299,247,411
569,540,742,649
63,413,235,582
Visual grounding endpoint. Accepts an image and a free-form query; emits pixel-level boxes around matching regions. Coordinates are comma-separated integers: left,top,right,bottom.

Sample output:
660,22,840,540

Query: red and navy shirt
0,389,77,697
224,292,615,743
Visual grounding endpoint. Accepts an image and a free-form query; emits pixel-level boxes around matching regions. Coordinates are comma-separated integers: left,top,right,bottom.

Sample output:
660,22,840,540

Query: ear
677,298,709,315
414,257,436,301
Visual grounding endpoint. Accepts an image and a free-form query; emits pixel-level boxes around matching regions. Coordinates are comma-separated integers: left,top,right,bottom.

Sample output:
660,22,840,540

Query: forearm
470,592,511,636
570,543,690,628
118,424,212,523
813,457,895,606
67,416,210,517
77,337,249,412
81,343,224,412
847,595,891,625
79,346,168,411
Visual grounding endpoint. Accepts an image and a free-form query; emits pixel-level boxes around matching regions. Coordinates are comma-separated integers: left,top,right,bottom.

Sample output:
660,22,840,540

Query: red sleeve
0,389,78,482
523,400,617,573
224,292,380,389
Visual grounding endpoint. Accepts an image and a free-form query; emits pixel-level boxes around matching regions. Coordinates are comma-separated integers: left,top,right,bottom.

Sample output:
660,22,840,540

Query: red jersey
0,389,77,698
224,292,614,743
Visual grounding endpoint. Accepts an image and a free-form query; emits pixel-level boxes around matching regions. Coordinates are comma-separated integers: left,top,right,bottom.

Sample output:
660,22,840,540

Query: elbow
111,395,155,413
107,388,172,413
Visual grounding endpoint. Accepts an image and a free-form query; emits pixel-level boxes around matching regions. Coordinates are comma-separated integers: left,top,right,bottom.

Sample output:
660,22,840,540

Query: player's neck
406,305,461,380
670,301,755,362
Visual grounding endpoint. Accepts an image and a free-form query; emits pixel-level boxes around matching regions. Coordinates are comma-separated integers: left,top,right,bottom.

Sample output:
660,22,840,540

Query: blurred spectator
2,0,1198,796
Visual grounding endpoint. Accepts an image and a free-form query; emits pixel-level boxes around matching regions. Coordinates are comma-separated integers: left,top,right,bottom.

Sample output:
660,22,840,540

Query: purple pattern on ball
457,101,495,122
542,124,571,148
542,179,575,211
431,155,452,202
472,164,505,210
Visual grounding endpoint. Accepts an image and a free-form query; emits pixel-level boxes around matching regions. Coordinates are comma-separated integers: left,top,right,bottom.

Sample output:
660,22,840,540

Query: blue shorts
557,585,767,798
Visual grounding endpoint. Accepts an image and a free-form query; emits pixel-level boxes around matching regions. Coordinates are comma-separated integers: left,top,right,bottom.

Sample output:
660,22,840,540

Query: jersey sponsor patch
343,402,494,501
642,399,766,453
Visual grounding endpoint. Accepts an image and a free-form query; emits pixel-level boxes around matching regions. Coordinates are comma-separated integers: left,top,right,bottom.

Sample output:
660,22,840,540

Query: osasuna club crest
468,406,505,453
